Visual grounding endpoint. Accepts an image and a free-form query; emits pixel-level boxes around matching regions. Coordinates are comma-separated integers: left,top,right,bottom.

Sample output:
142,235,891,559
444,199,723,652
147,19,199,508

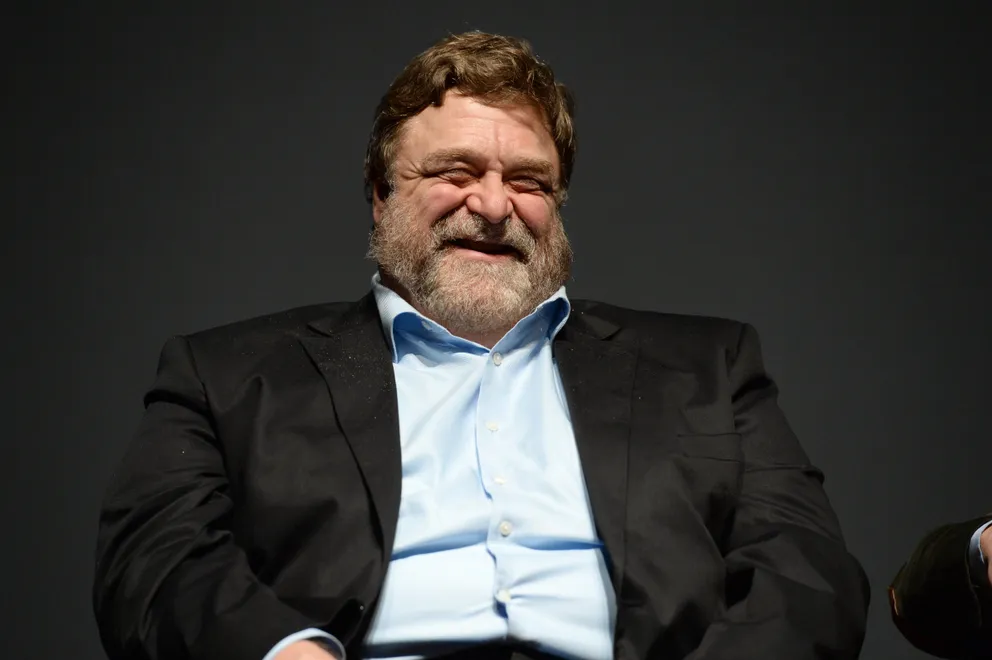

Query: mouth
446,239,522,259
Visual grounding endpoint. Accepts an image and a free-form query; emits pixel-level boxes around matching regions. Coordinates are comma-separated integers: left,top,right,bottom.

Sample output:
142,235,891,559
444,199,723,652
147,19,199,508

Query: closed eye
435,168,476,183
511,177,552,193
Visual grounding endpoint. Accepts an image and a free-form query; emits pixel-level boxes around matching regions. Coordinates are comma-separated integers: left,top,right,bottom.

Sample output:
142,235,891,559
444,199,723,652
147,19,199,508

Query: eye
510,177,552,193
437,168,475,183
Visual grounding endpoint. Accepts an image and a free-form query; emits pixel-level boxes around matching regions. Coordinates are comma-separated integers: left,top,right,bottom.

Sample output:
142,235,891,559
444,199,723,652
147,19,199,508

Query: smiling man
93,32,870,660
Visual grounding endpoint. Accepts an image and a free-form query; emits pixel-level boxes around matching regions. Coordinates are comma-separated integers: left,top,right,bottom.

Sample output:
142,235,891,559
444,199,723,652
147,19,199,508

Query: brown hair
363,31,576,205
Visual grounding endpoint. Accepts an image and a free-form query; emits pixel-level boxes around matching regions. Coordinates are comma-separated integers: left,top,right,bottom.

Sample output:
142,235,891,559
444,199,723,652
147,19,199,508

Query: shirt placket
476,345,517,615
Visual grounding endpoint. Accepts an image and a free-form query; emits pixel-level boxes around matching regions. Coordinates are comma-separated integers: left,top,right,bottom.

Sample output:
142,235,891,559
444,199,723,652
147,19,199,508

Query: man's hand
274,640,339,660
981,525,992,586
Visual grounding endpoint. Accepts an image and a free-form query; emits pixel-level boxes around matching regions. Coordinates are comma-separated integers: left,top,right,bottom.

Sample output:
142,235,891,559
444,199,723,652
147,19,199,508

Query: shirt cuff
968,520,992,587
262,628,346,660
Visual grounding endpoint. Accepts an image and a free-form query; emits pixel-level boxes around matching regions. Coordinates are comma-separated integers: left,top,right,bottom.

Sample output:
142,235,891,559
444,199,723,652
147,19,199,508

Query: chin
441,266,526,299
426,272,530,320
438,251,524,279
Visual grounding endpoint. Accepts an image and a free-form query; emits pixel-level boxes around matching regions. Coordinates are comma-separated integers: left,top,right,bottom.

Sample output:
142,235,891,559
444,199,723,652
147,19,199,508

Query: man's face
369,92,572,340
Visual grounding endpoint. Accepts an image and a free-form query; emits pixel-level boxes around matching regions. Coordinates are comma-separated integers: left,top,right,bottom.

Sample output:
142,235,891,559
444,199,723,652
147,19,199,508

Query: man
93,31,870,660
889,516,992,658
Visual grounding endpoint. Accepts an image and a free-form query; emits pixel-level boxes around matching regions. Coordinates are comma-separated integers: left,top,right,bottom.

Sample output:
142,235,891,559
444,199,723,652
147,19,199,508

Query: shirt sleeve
261,628,346,660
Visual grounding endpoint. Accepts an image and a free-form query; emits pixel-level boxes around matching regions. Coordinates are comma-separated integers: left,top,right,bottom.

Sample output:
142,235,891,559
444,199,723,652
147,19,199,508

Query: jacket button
330,598,366,642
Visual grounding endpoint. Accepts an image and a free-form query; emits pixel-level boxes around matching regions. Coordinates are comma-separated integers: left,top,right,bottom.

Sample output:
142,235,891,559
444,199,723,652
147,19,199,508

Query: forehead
397,93,559,170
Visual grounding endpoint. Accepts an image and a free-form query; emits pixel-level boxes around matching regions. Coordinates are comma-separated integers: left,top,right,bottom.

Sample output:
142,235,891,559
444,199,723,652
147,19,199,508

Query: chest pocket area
674,432,744,545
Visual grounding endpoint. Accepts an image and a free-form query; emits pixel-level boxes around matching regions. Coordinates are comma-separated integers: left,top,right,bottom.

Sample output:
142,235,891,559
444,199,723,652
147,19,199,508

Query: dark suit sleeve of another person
686,324,870,659
889,515,992,659
92,337,322,660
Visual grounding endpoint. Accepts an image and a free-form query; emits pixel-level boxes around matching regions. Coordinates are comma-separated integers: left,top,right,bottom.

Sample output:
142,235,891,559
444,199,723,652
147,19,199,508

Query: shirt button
485,421,499,432
498,521,513,536
495,589,511,604
492,352,503,366
493,476,506,486
421,321,431,331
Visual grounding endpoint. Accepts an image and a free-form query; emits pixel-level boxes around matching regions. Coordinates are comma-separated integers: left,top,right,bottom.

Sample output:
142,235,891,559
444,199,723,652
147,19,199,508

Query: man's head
365,32,577,344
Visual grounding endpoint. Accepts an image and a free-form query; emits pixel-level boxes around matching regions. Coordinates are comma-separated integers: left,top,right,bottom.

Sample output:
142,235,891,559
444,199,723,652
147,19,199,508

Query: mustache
430,212,537,258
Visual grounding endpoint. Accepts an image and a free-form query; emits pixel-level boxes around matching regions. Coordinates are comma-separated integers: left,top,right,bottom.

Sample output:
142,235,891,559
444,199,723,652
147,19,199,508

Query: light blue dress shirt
264,274,616,660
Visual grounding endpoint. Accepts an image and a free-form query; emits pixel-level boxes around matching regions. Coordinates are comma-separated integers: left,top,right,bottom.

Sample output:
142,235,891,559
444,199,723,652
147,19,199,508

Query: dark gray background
6,3,990,659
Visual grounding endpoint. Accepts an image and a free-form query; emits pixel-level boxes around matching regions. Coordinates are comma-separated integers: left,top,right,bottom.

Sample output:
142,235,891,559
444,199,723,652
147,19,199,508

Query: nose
464,173,512,224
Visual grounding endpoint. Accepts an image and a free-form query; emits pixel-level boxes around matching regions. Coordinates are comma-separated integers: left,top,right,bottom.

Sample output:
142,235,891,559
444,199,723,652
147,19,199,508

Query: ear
371,184,387,225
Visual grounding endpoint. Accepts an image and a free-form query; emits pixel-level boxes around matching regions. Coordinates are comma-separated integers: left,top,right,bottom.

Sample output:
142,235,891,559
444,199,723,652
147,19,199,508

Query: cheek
417,186,468,224
513,195,556,236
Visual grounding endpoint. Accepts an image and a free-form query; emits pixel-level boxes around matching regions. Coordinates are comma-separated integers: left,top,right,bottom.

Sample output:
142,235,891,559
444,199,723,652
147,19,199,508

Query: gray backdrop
7,3,990,659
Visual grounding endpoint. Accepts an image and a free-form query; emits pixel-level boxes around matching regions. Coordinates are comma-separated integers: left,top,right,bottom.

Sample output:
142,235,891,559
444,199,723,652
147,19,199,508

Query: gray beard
367,199,573,340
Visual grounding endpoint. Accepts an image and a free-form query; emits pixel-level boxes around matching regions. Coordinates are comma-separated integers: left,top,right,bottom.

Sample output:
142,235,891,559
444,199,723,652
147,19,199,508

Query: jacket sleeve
687,324,871,659
93,336,323,660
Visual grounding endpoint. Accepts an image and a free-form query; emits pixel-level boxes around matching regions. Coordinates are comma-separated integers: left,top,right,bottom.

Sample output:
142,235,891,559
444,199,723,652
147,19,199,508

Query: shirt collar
370,272,570,362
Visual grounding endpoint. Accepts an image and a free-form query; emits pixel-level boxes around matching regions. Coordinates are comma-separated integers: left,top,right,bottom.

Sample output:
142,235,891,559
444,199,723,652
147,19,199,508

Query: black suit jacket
93,294,870,660
889,515,992,658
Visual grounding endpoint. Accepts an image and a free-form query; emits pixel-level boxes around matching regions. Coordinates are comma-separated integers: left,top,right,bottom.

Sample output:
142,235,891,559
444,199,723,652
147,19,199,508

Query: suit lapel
555,310,638,595
300,293,402,565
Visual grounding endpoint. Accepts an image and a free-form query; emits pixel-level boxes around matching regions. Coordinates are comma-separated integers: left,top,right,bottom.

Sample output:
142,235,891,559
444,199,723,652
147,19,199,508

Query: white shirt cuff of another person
969,520,992,588
262,629,346,660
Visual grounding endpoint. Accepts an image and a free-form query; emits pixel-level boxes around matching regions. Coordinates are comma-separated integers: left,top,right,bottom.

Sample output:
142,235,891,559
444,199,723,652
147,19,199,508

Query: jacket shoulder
183,301,352,344
570,299,750,352
155,301,360,382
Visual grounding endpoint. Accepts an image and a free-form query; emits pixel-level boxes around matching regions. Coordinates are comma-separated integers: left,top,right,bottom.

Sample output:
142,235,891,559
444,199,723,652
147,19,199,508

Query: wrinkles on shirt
392,365,490,558
363,275,615,660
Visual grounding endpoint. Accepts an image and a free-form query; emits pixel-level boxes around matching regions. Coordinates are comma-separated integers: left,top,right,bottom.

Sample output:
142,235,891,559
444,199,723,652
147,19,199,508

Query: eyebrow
419,148,557,182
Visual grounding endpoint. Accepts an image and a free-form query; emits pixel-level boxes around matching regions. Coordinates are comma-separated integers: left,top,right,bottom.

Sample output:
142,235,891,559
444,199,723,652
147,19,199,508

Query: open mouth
447,239,521,258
